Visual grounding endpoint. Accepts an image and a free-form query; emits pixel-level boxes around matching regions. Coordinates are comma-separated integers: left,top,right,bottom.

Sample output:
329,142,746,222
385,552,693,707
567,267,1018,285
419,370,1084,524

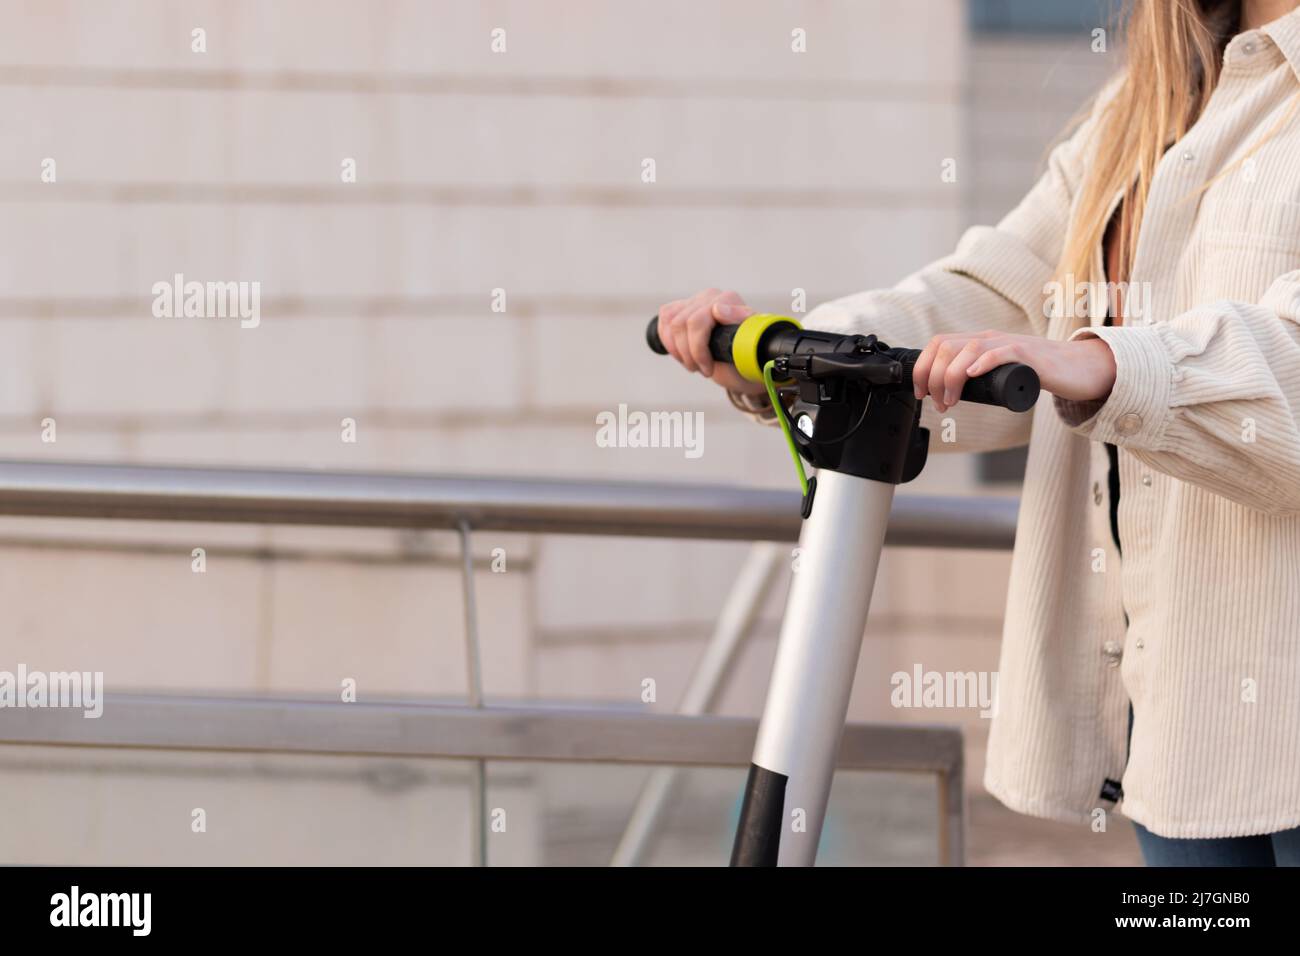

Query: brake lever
778,351,905,387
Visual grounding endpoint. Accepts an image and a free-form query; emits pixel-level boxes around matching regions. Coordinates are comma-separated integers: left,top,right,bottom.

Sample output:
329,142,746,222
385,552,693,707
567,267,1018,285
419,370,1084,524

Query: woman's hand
914,330,1117,413
656,289,767,395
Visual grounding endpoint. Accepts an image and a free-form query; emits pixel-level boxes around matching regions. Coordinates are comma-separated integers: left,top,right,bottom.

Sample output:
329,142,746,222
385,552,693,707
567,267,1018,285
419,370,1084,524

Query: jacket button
1102,641,1123,666
1116,413,1142,436
1141,474,1152,486
1093,481,1103,506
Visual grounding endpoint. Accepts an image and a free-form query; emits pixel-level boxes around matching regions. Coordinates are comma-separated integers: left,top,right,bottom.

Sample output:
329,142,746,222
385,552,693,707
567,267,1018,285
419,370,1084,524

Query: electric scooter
645,313,1039,866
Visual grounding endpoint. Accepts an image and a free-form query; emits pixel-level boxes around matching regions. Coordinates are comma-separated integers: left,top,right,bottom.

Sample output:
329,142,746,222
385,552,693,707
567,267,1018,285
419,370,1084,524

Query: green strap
762,360,809,497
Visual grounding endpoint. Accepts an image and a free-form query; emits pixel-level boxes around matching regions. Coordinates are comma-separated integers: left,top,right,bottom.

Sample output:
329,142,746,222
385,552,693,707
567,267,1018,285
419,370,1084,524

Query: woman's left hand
912,330,1118,413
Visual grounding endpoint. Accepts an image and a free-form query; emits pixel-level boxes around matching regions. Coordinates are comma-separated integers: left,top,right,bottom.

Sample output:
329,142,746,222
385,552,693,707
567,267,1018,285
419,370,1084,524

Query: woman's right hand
656,289,767,395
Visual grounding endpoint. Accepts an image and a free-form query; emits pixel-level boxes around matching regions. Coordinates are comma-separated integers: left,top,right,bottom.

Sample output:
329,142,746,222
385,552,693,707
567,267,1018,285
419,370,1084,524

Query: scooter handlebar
645,314,1038,413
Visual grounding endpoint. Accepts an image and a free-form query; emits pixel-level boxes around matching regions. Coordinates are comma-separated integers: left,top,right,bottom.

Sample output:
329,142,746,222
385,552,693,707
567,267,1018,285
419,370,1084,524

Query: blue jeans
1126,703,1300,866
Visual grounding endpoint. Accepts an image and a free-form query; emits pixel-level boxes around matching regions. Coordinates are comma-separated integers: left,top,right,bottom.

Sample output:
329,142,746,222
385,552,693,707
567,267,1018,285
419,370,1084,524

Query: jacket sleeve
786,92,1111,454
1055,271,1300,515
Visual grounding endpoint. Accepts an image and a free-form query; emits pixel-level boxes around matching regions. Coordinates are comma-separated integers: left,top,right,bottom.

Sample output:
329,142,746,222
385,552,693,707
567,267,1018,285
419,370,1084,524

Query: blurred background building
0,0,1137,864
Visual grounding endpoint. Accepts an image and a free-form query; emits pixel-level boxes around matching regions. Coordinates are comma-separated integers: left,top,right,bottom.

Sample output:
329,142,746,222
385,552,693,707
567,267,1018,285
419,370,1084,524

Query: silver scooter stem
733,468,895,866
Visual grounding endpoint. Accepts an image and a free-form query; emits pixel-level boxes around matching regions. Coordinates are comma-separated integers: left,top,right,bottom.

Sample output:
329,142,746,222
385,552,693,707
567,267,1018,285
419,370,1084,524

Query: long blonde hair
1060,0,1242,287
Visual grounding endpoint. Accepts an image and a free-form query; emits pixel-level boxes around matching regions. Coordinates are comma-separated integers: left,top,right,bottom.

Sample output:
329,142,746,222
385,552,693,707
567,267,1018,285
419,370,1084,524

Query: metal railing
0,460,1018,545
0,459,1019,866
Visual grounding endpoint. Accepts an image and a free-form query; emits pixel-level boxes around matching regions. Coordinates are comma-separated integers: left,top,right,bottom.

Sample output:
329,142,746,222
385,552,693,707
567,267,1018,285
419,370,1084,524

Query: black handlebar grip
646,315,738,364
895,349,1039,413
646,315,669,354
959,362,1040,412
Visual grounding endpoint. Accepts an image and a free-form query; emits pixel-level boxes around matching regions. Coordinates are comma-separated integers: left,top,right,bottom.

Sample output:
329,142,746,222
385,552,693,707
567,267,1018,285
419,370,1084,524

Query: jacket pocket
1200,195,1300,254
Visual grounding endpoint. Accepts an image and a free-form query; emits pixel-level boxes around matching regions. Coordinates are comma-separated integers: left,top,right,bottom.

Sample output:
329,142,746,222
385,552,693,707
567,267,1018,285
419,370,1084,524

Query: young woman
656,0,1300,867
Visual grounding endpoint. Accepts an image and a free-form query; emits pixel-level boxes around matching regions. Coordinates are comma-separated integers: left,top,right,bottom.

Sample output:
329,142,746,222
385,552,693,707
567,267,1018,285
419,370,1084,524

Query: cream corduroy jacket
758,13,1300,838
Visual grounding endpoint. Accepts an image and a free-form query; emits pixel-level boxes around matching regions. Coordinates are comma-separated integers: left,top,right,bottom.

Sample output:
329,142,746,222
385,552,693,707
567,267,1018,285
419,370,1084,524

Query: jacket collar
1261,6,1300,82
